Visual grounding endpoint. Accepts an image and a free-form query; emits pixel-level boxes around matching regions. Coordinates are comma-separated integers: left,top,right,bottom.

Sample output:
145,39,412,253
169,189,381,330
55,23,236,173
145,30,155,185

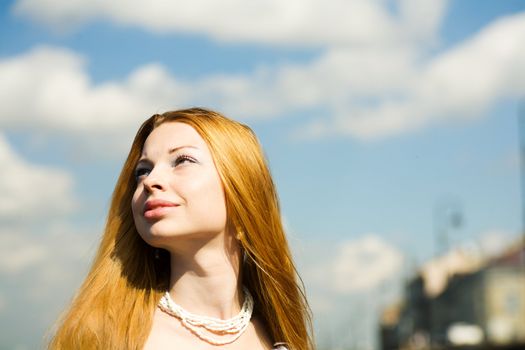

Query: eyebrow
168,145,199,154
136,145,199,165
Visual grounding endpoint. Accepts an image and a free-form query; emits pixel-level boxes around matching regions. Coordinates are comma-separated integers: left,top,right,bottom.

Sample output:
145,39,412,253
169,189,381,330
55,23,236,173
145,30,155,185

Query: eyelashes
134,167,150,180
172,154,196,167
134,154,197,181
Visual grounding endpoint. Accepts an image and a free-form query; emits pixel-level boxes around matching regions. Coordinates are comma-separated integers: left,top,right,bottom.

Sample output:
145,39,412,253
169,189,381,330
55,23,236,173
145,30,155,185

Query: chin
138,231,171,249
143,225,174,238
141,221,195,243
137,222,171,243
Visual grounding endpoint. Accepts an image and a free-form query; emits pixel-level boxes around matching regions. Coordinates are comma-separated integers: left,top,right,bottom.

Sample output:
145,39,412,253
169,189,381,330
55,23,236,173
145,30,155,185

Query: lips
143,199,179,220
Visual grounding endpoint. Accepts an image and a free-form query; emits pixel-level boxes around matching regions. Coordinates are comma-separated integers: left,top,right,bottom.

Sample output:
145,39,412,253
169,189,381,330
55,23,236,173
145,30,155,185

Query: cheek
190,176,227,224
210,184,228,226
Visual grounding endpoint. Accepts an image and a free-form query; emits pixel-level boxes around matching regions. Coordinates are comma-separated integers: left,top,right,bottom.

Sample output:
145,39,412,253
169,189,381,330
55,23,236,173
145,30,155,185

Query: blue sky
1,1,524,349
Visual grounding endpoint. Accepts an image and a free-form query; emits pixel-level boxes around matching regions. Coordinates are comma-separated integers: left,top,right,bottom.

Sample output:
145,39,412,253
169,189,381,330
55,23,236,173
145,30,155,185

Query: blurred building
379,240,525,350
380,302,402,350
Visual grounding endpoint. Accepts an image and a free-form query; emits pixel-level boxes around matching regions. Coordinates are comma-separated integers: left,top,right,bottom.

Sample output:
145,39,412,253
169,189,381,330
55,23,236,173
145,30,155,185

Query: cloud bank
13,0,447,47
0,135,89,348
303,235,403,297
0,134,76,220
0,224,96,349
2,12,525,144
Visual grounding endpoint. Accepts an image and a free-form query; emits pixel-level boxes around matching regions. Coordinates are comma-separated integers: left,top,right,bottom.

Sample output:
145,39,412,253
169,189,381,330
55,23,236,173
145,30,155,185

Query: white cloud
0,229,48,274
299,235,403,296
0,46,283,135
0,46,160,132
398,0,448,44
2,13,525,144
0,134,76,219
0,224,95,290
331,235,404,293
0,223,96,348
475,229,519,258
12,0,446,47
296,12,525,140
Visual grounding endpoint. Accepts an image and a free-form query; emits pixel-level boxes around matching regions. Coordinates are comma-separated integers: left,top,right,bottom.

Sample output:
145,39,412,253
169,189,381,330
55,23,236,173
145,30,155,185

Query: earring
154,248,160,260
235,226,244,241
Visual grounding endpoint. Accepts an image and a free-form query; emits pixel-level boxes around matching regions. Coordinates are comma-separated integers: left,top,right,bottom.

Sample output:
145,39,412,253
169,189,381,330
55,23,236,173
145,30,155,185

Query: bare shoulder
142,309,170,349
143,308,187,349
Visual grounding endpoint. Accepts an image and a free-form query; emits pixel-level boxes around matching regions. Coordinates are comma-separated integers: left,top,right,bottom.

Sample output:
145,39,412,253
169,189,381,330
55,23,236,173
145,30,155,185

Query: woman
49,108,314,349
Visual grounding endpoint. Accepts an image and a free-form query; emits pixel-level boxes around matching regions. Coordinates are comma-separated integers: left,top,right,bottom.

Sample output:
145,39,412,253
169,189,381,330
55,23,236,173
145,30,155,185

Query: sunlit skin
132,122,228,248
131,122,272,349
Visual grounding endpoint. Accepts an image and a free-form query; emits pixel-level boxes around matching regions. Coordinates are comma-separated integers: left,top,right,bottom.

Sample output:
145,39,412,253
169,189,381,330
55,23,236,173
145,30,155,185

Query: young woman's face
131,122,227,248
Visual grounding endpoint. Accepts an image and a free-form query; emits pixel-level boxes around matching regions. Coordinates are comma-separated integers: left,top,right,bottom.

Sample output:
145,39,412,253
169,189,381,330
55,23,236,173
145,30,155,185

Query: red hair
49,108,314,349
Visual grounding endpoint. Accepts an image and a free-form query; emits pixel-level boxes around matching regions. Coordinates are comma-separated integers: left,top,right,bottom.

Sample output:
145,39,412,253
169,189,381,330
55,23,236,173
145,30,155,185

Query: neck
166,232,243,320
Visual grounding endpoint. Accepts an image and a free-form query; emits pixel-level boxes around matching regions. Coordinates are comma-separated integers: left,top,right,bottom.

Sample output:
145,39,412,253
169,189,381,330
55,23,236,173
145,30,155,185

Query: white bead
158,287,254,345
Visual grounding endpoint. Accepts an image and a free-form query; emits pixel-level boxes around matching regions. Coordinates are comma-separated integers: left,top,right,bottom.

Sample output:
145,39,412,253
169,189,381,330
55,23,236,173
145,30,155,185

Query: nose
142,168,166,193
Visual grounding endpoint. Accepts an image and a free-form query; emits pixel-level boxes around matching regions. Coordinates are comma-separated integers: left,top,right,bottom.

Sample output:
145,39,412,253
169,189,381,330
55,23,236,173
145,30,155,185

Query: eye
173,154,197,167
134,167,150,181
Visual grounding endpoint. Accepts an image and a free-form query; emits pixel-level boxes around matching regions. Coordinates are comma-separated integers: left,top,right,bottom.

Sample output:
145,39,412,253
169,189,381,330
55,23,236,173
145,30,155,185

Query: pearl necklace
158,287,254,345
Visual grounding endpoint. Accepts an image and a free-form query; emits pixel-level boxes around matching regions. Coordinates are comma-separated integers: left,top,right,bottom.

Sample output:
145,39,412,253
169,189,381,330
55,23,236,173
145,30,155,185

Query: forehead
141,122,208,155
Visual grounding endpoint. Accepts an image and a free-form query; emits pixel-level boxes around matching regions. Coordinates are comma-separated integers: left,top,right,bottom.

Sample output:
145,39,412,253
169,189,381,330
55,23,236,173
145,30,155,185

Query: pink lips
143,199,179,220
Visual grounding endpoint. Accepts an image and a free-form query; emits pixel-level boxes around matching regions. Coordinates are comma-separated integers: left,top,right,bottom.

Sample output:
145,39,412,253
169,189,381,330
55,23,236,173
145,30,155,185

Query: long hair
49,108,314,350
